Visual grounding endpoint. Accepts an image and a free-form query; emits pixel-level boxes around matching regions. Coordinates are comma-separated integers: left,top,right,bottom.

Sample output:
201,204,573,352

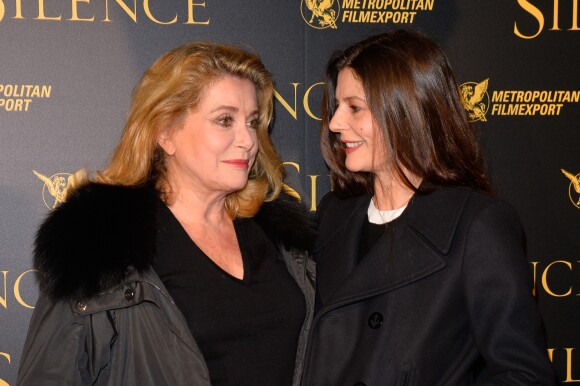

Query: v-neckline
158,200,250,283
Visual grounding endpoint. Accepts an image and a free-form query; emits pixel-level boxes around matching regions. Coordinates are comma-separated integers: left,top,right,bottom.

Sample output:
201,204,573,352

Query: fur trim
34,183,158,301
255,192,317,252
34,184,316,301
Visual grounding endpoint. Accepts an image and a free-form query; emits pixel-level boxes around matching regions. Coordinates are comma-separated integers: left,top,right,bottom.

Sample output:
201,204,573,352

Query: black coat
302,187,555,386
17,183,316,386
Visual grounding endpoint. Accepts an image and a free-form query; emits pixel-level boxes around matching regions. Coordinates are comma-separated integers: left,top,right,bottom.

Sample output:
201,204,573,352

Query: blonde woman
18,42,315,386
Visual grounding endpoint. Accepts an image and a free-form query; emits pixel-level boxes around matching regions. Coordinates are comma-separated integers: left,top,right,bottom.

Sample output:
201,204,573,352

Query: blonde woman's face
329,67,387,175
158,76,259,196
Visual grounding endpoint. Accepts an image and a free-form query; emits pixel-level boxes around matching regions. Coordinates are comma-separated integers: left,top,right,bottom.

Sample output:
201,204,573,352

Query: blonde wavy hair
74,42,283,218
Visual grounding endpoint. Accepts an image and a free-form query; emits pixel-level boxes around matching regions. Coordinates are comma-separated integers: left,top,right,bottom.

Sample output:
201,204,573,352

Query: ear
157,129,176,156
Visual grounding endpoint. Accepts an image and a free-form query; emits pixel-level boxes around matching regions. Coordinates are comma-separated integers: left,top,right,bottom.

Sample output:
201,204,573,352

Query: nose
236,124,256,150
328,106,347,133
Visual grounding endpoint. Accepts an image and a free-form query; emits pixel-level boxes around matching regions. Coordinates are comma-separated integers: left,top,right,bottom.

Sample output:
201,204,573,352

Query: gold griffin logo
561,169,580,209
33,170,73,210
460,79,490,122
301,0,340,29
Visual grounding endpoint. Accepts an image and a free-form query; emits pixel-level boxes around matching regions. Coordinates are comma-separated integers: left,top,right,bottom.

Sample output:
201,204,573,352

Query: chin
345,161,367,173
225,180,250,193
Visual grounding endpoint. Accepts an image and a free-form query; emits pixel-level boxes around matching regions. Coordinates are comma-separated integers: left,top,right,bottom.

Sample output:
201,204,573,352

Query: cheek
251,132,260,152
202,132,233,153
354,115,371,133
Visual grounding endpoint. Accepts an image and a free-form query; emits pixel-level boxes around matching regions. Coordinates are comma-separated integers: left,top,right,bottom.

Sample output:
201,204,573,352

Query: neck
165,182,230,227
373,171,420,211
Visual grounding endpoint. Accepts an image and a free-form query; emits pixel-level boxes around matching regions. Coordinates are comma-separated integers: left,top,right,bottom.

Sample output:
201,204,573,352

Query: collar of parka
34,182,316,301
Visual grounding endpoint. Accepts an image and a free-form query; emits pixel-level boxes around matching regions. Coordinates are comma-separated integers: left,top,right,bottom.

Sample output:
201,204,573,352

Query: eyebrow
210,105,259,117
340,96,367,103
210,105,239,113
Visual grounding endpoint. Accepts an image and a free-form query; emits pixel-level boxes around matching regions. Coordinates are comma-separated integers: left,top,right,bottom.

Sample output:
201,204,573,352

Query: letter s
514,0,544,39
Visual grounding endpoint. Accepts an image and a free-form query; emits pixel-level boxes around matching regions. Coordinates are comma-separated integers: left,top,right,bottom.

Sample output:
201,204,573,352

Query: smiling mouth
344,141,365,153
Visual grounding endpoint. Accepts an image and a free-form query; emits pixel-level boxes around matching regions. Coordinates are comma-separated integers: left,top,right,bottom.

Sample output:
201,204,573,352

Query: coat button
368,312,383,329
124,288,135,301
76,301,87,312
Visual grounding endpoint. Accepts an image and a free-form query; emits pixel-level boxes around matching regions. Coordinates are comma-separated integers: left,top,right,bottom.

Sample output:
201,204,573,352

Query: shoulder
413,186,519,221
316,191,370,224
253,191,317,252
313,192,370,249
406,187,523,255
34,182,159,301
438,187,522,231
461,189,525,246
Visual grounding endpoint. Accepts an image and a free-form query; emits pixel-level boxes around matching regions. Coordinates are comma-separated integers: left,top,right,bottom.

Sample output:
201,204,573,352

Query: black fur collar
34,183,316,301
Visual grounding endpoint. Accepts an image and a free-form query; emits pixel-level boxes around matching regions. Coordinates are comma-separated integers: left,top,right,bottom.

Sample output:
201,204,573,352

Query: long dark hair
321,30,493,197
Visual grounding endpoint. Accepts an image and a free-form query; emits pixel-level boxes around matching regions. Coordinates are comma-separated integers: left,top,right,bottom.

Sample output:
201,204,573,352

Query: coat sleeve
16,294,116,386
461,199,556,385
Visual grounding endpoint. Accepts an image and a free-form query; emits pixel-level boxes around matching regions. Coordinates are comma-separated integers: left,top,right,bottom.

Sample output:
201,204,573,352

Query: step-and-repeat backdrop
1,1,578,384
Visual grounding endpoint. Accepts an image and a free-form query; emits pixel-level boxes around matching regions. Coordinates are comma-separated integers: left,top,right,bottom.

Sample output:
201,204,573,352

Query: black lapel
318,222,446,313
315,187,471,314
314,195,370,308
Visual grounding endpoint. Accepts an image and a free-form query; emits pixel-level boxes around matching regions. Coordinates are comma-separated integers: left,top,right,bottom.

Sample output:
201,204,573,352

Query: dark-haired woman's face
329,68,387,175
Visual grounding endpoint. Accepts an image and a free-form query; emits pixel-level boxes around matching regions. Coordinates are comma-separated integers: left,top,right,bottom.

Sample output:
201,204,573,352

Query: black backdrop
1,1,578,383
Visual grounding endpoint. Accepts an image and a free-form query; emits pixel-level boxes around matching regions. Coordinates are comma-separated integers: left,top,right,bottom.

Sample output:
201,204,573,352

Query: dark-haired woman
302,30,555,385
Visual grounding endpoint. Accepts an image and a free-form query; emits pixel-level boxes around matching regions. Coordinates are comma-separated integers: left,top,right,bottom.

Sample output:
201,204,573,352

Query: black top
153,200,305,386
359,218,386,261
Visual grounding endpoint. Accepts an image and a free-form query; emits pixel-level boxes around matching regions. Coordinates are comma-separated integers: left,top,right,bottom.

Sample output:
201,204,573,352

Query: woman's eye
218,115,234,127
247,118,260,129
350,105,361,113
